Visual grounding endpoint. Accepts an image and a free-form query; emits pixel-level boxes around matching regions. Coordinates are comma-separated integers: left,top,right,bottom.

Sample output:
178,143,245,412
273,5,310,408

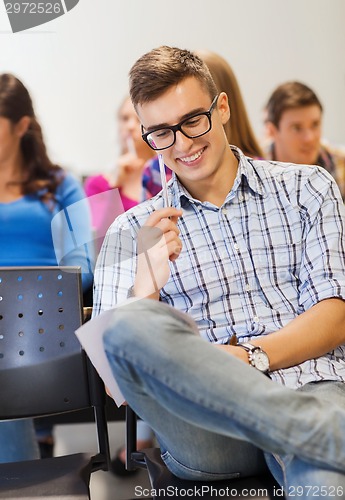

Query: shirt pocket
251,242,302,312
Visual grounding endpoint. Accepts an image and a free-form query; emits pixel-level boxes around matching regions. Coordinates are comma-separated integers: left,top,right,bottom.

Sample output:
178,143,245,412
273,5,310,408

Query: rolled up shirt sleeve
297,168,345,310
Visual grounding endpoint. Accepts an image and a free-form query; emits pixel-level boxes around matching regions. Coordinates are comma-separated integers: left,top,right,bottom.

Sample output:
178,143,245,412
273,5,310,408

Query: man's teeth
180,149,203,162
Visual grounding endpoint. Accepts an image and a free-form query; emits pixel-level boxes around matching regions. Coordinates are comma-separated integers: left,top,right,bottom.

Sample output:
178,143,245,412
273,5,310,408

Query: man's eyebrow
144,106,206,132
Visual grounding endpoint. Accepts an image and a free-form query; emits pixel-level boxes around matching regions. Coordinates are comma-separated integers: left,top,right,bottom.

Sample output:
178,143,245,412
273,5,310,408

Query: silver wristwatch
237,342,270,373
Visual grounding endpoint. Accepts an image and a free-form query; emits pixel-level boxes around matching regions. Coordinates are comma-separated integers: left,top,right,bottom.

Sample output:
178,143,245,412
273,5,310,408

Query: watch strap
238,342,258,353
237,342,270,374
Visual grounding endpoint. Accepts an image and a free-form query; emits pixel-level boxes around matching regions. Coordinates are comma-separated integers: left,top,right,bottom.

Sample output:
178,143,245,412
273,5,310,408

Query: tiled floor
54,421,151,500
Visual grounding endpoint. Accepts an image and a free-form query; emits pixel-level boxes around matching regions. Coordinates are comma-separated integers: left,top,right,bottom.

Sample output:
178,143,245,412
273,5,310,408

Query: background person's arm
52,173,95,292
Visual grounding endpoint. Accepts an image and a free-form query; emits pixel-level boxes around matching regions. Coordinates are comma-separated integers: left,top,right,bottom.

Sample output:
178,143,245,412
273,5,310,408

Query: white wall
0,0,344,177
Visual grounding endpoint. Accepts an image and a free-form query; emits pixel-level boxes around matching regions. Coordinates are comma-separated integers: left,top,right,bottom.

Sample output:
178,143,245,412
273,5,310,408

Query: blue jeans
0,419,40,463
103,299,345,495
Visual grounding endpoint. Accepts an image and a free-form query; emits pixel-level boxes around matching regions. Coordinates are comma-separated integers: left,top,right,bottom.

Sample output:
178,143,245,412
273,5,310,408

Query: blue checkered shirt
93,147,345,389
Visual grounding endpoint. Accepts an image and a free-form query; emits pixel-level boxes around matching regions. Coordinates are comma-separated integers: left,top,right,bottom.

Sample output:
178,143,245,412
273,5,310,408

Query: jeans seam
273,452,294,490
161,450,241,480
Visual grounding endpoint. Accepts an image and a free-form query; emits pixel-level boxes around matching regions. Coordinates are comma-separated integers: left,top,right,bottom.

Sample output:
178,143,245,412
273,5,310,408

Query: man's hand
118,152,147,175
134,207,183,300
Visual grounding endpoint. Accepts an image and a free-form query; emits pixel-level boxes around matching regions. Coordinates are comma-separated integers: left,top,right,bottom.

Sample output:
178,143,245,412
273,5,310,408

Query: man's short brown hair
129,46,218,108
265,81,323,128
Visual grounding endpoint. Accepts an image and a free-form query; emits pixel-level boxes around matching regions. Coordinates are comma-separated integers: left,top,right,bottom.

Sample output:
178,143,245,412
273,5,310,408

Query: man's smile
177,146,206,165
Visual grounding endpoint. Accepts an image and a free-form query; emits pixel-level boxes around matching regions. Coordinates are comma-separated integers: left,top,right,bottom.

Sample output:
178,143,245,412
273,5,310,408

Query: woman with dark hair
0,73,94,462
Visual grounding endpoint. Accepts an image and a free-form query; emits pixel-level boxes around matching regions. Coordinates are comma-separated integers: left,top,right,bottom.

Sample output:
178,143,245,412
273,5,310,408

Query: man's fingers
169,214,181,225
138,208,182,253
145,207,182,227
138,226,163,253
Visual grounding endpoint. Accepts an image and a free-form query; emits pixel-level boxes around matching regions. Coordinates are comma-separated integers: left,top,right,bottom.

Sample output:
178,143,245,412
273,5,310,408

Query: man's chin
296,153,319,166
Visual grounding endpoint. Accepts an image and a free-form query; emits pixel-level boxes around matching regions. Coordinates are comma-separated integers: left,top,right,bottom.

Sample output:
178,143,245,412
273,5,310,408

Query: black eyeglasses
141,95,219,151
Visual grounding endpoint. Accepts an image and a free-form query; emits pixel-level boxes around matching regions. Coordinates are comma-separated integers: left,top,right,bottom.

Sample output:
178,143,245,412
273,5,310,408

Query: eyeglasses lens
147,114,210,150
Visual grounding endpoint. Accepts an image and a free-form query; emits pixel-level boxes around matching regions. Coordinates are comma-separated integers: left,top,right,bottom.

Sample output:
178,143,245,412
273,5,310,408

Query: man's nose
302,128,317,142
174,130,194,150
126,117,139,132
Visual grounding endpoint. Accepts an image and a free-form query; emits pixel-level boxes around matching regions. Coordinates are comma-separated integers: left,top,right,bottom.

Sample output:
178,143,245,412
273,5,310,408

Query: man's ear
265,120,278,140
14,116,31,138
217,92,230,125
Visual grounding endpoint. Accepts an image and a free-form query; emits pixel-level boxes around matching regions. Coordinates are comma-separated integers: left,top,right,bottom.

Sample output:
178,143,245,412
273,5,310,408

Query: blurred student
84,96,157,252
197,49,263,158
143,49,263,196
0,73,94,462
264,81,345,199
84,95,155,475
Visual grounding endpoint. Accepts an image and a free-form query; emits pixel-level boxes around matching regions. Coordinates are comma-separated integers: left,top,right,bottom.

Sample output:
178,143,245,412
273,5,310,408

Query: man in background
264,81,345,199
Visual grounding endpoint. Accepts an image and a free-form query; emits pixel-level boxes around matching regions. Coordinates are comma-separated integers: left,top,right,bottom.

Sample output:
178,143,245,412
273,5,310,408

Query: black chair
0,266,111,499
125,405,283,500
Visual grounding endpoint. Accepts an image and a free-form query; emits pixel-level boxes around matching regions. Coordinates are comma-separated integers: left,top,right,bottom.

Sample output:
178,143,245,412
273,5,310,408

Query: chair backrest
0,266,110,468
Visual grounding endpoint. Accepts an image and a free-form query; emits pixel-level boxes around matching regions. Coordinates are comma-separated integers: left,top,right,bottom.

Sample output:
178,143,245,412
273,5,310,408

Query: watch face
253,351,269,372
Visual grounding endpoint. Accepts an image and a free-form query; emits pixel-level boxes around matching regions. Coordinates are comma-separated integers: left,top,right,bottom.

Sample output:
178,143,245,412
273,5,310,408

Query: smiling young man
264,81,345,200
93,47,345,493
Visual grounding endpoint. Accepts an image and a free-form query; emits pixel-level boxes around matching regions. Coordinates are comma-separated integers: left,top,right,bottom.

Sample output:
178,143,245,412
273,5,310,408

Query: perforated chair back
0,266,91,418
0,266,110,499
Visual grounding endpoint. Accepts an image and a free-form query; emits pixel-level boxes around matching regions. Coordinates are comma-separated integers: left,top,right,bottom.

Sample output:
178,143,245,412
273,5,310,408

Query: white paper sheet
75,306,126,406
75,298,201,407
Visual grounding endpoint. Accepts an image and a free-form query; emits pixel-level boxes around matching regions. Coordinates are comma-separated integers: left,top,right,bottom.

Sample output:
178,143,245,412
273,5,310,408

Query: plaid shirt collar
169,146,266,209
